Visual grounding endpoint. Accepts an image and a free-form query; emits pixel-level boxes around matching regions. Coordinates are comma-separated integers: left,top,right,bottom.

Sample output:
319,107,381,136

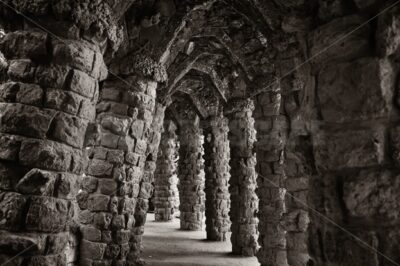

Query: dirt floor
142,213,260,266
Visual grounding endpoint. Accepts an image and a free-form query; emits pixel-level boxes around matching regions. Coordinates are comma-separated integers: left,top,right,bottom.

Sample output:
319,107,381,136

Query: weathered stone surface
53,42,95,76
0,31,48,61
50,112,88,148
0,232,46,255
343,170,400,221
26,196,69,232
16,169,56,196
376,7,400,57
0,134,21,161
68,69,97,98
80,240,106,260
318,58,394,122
46,89,82,117
19,140,72,172
313,128,385,171
0,103,56,138
0,192,27,230
309,15,370,69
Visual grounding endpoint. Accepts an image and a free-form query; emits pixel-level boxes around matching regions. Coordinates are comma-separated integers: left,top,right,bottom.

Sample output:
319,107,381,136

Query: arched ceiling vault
110,0,311,99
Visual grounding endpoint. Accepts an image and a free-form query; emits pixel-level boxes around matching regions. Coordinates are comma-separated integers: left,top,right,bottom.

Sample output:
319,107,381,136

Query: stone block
0,134,21,161
0,31,48,61
318,58,394,122
343,170,400,221
0,82,19,102
45,89,82,116
15,83,43,106
106,149,125,164
68,69,97,98
93,212,112,230
57,173,80,199
80,240,106,260
130,119,144,139
87,194,110,212
0,161,26,191
78,98,96,120
7,59,35,82
309,15,370,69
53,41,94,75
91,52,108,81
35,64,69,89
100,132,120,149
314,128,384,171
19,139,72,171
25,254,65,265
82,176,98,193
0,192,27,230
88,159,113,177
46,233,70,255
0,231,46,255
101,87,121,102
81,226,102,242
50,112,88,148
26,196,69,232
0,103,56,138
98,179,118,195
117,136,135,152
101,115,130,136
16,168,56,196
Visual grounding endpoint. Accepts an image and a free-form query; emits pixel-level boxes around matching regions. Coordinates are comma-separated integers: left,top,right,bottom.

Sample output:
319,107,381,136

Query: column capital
225,98,255,115
202,113,228,130
0,0,128,51
110,54,167,83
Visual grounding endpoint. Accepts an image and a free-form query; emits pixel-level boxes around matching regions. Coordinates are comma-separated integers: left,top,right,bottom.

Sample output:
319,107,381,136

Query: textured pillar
178,115,206,230
0,27,106,264
203,115,231,241
226,99,259,256
134,102,165,261
78,56,166,265
255,89,288,266
154,119,180,221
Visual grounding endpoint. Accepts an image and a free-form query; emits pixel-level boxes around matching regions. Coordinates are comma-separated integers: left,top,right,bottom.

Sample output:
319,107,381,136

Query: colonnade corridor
142,213,259,266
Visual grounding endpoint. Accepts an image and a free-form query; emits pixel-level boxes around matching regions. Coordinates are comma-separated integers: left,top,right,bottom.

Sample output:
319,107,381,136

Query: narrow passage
142,213,260,266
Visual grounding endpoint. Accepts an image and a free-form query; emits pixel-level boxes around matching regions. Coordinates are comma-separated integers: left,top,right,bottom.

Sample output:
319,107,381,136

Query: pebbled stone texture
226,99,259,257
203,115,231,241
178,115,206,231
154,119,180,221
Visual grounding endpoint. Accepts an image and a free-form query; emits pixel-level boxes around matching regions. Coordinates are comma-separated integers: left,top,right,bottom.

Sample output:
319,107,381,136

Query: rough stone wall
78,72,159,265
203,115,231,241
307,3,400,265
0,28,107,264
226,99,259,256
154,119,180,221
178,115,206,231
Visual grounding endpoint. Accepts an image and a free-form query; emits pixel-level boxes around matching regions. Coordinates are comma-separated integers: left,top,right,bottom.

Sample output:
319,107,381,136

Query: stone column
78,55,166,265
178,115,206,230
203,115,231,241
226,99,259,256
0,27,107,264
154,119,180,221
254,89,288,266
134,102,166,260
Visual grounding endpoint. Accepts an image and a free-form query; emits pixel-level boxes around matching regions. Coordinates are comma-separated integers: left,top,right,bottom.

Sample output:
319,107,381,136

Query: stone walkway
142,213,260,266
